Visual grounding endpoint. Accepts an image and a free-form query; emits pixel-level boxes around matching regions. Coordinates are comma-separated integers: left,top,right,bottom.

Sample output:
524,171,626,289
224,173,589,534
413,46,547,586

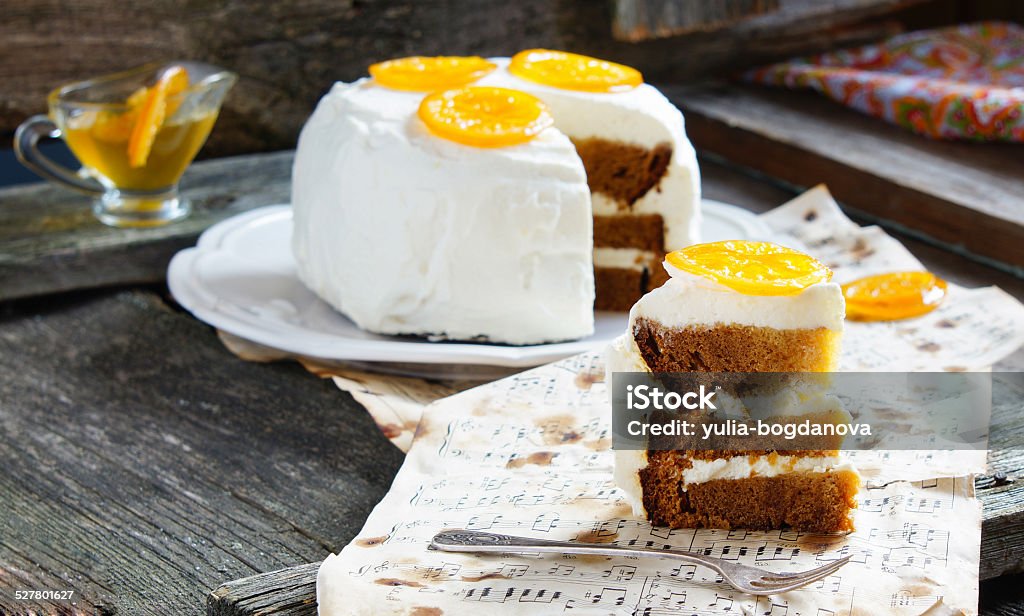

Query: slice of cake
609,240,860,532
291,51,701,345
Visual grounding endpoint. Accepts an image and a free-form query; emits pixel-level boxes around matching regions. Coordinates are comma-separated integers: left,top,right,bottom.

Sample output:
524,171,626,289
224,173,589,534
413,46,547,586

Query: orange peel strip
127,65,189,168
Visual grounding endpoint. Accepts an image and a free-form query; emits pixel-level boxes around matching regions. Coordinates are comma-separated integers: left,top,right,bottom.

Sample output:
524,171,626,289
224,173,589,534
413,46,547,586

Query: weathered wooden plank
612,0,780,41
208,563,319,616
0,150,291,302
982,372,1024,581
982,572,1024,616
702,158,1024,304
610,0,932,42
209,565,319,616
668,83,1024,271
0,289,405,615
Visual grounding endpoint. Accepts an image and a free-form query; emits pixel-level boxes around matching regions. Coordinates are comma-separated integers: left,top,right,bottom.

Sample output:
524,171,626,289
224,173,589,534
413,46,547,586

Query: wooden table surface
1,152,1022,615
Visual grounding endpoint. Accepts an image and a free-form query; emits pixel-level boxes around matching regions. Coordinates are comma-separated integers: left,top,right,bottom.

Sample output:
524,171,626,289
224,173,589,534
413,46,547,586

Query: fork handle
431,529,723,575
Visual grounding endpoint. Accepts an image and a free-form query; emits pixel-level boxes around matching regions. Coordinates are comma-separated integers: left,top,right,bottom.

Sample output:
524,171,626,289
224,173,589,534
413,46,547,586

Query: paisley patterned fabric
746,21,1024,142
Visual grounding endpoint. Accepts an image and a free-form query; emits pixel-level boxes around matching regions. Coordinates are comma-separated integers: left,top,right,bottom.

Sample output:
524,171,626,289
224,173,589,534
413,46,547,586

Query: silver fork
431,529,851,596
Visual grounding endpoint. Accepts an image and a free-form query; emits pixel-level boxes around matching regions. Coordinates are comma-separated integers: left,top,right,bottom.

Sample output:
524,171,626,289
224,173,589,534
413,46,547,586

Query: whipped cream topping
292,79,595,344
631,274,846,332
593,247,656,271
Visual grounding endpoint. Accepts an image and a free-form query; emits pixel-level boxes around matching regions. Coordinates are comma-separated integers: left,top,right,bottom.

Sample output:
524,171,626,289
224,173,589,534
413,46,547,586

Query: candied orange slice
418,87,553,148
127,65,189,168
665,240,833,296
369,56,496,91
842,271,947,321
508,49,642,93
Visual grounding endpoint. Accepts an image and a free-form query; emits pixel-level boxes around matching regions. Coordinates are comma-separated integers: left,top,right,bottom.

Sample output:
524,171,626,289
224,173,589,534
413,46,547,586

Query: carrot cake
609,240,860,532
291,51,700,344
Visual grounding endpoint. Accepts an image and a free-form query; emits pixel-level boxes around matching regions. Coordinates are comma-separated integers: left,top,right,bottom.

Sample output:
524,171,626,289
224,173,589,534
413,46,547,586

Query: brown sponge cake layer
639,450,859,532
572,138,673,207
593,214,665,252
595,260,672,312
633,318,841,373
648,262,670,290
595,267,647,312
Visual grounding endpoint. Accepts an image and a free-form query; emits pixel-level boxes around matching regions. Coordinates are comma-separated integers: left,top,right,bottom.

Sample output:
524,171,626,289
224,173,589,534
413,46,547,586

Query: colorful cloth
746,21,1024,142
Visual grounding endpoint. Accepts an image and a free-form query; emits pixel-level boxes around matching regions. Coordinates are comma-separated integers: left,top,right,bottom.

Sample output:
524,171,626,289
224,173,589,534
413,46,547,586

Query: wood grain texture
0,150,291,302
612,0,780,41
669,84,1024,272
1,0,936,156
610,0,931,41
208,563,319,616
0,290,405,615
982,572,1024,616
983,373,1024,580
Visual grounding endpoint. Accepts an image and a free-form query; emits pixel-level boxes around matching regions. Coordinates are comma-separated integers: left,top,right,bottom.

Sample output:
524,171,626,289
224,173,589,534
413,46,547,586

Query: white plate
168,200,770,371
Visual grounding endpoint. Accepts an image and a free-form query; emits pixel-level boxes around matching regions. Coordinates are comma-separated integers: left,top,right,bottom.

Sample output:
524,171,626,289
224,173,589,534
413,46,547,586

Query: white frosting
613,449,649,516
482,60,701,251
631,274,846,332
605,333,648,375
292,79,595,344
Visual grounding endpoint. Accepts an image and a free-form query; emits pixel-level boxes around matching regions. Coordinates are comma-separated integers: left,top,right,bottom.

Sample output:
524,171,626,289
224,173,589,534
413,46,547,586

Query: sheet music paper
317,352,983,615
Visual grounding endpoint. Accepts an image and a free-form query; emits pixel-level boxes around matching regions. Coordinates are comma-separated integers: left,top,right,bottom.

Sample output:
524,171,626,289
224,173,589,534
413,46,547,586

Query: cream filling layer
613,449,857,518
681,454,854,485
594,247,656,271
